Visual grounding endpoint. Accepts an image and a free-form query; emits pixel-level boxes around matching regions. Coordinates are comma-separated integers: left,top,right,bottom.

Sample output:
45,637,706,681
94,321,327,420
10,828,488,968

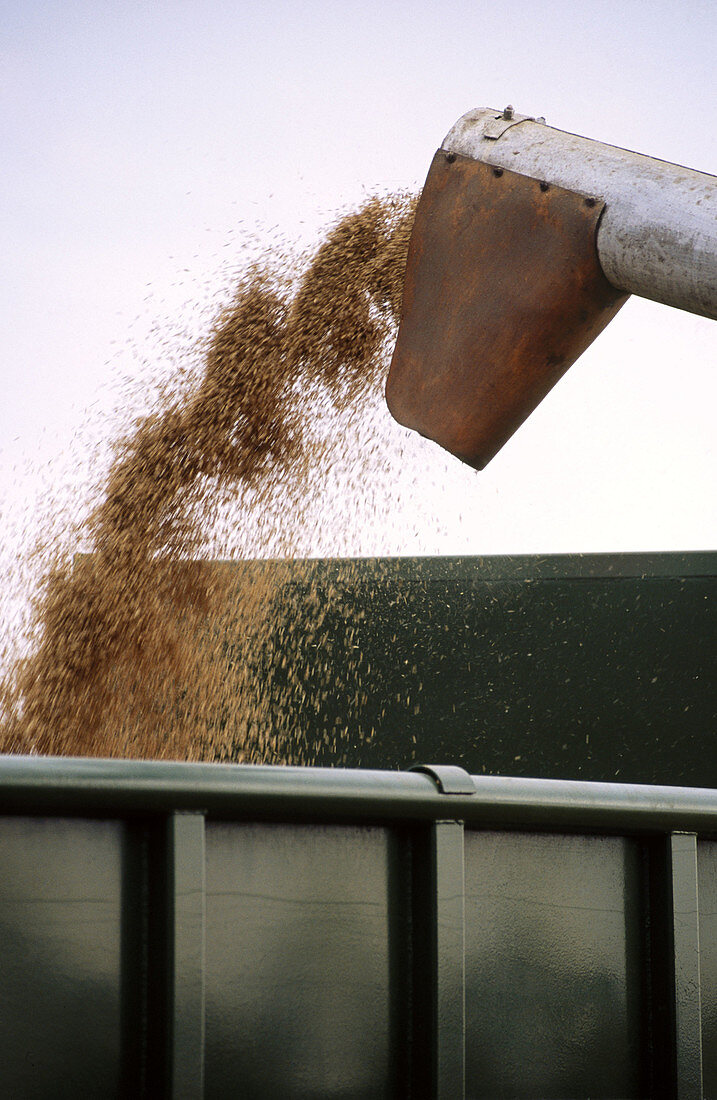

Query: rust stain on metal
385,151,629,469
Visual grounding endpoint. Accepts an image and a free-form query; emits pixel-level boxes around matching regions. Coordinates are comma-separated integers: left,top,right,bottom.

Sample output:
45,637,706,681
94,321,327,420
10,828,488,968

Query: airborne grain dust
0,194,418,763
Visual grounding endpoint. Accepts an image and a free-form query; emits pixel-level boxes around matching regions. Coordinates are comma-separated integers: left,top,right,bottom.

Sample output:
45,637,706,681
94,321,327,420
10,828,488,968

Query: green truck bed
1,754,716,1098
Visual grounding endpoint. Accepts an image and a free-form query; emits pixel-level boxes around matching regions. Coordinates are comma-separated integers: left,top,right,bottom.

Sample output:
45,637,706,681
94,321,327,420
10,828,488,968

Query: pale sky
2,0,715,561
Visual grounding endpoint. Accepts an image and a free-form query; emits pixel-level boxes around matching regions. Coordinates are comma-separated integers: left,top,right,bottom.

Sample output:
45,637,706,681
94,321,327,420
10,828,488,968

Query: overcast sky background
2,0,715,568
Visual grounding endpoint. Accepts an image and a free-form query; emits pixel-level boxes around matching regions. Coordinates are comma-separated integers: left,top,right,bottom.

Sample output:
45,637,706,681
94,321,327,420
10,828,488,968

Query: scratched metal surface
463,829,642,1098
203,822,399,1099
0,817,123,1098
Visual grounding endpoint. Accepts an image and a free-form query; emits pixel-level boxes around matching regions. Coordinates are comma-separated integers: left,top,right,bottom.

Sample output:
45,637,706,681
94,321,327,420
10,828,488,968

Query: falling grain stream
0,195,417,763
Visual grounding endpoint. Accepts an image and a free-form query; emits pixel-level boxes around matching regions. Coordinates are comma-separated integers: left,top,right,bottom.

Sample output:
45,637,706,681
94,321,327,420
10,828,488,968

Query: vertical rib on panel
670,832,703,1100
432,820,466,1100
167,813,206,1100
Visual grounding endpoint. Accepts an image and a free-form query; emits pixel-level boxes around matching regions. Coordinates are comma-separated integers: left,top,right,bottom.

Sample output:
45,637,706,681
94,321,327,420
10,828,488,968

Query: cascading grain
0,193,417,763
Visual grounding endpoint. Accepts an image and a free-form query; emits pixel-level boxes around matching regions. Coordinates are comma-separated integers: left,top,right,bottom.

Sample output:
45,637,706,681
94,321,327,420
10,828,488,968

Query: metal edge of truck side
193,551,717,581
2,755,717,834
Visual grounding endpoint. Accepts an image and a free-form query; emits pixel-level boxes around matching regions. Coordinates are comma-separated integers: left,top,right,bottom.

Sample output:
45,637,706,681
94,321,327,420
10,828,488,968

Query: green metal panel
463,830,643,1098
204,823,398,1098
1,758,717,1096
241,552,716,785
0,816,123,1098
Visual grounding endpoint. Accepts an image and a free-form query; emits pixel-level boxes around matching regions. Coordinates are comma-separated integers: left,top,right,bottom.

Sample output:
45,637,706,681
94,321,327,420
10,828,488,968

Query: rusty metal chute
386,107,717,468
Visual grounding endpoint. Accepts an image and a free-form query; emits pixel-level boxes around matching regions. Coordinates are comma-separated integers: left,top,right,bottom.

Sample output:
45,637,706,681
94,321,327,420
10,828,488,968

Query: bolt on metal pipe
442,107,717,320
